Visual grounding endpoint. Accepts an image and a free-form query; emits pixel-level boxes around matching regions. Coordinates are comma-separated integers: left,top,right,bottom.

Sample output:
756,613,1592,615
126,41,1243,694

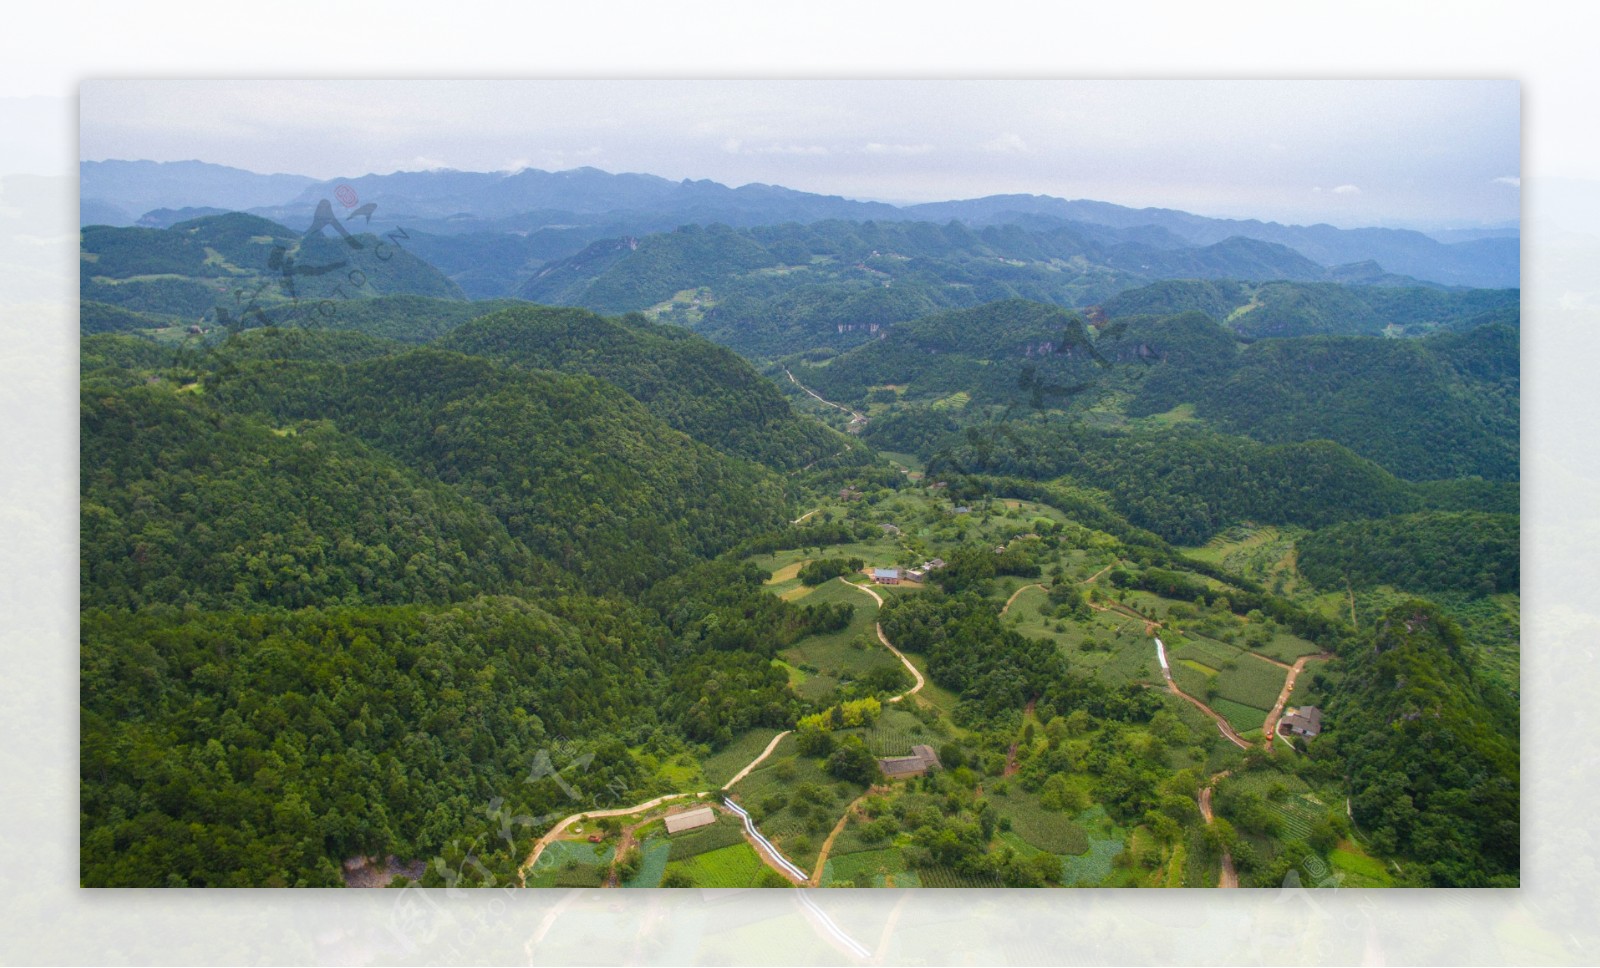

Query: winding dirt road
1001,583,1046,615
1156,640,1253,751
1261,652,1333,748
808,793,871,886
1198,770,1239,888
518,791,705,885
838,578,925,702
722,730,792,790
783,367,867,428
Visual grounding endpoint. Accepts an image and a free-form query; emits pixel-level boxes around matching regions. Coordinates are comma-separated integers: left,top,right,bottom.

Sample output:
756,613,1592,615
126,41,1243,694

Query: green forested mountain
437,305,850,470
516,219,1354,359
928,421,1418,544
81,382,563,611
785,299,1107,408
1325,601,1519,885
79,183,1518,893
80,596,668,886
796,295,1516,484
1130,322,1519,481
1100,279,1519,338
1296,511,1519,596
81,299,184,335
80,213,466,326
205,347,789,594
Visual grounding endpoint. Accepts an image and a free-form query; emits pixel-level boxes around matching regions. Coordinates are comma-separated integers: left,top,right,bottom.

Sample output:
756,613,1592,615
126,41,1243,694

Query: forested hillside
1324,601,1519,886
1100,279,1519,337
80,213,466,326
517,220,1370,359
1129,322,1519,481
438,305,851,471
205,348,788,593
1296,511,1519,596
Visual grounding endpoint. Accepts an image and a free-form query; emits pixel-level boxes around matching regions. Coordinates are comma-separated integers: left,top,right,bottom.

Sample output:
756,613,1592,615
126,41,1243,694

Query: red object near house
588,834,603,843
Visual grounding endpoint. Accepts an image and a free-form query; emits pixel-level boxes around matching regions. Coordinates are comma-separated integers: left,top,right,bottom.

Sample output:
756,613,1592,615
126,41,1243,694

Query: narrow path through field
519,722,809,886
808,792,871,886
518,791,704,885
792,508,820,525
1261,652,1333,749
1155,637,1252,750
1197,770,1238,888
783,367,868,429
838,578,925,701
1081,562,1118,584
1000,582,1045,615
722,729,792,790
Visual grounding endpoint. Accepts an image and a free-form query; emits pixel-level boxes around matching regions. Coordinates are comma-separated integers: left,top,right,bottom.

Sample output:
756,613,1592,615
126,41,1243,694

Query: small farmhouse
662,806,716,835
878,744,942,779
1278,706,1323,738
872,567,901,585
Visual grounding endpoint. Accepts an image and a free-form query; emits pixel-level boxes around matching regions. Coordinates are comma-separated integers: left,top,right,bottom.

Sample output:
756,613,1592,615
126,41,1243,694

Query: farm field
1209,696,1271,735
727,735,866,872
665,842,769,888
525,839,615,889
777,577,900,701
702,728,786,789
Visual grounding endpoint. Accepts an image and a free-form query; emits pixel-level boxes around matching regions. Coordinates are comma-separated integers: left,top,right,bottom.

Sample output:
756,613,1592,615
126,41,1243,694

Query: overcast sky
79,79,1520,230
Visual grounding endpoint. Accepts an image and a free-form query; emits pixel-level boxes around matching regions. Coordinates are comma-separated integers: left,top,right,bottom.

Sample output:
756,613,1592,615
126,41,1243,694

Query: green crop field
1211,657,1288,710
666,842,768,888
915,864,1003,888
1059,836,1125,887
854,707,932,757
989,790,1090,855
701,728,786,788
1253,630,1324,662
778,578,901,701
1169,658,1214,701
821,847,907,887
525,839,616,888
1209,697,1270,735
666,812,748,861
1171,636,1245,670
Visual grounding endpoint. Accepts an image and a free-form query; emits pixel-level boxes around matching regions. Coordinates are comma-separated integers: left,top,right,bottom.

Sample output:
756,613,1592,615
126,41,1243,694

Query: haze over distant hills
80,160,1520,291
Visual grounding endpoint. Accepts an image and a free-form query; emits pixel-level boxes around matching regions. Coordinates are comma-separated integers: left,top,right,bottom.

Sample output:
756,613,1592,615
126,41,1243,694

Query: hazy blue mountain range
81,160,1519,291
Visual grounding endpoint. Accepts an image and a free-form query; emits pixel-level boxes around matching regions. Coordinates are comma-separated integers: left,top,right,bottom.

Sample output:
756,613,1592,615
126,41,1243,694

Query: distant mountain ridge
81,159,1520,291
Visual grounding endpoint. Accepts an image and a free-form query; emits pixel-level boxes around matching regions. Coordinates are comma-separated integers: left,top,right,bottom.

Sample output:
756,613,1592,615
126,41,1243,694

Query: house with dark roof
1278,706,1323,738
878,744,942,779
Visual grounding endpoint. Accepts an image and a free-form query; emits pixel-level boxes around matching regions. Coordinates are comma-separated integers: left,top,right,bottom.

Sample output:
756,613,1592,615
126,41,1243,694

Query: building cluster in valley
872,558,945,585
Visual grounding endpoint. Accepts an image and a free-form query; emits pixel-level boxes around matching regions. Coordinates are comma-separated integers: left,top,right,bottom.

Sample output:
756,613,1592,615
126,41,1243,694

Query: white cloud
751,144,830,156
982,132,1028,153
402,156,451,171
1494,175,1521,187
1332,184,1361,194
721,137,742,153
863,142,933,155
